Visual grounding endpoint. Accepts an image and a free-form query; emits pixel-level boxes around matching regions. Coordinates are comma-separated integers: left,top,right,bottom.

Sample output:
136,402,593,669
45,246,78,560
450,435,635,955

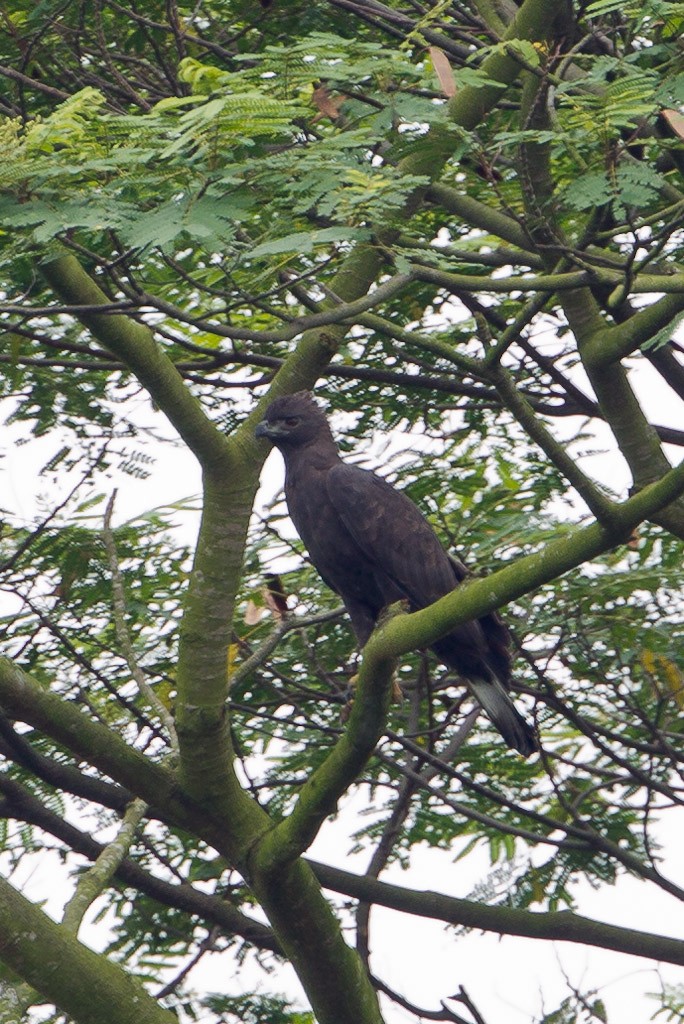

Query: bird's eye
285,417,300,427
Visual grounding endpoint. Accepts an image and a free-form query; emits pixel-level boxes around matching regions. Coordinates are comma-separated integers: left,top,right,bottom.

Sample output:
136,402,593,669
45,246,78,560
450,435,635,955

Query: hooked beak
255,419,284,441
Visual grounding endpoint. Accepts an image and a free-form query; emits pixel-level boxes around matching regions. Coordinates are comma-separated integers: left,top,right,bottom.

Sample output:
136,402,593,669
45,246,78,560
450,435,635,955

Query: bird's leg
340,668,404,723
341,600,409,721
376,600,408,702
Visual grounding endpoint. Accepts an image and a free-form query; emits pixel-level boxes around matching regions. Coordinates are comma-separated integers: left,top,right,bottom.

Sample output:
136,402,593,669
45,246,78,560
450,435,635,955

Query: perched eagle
255,392,537,756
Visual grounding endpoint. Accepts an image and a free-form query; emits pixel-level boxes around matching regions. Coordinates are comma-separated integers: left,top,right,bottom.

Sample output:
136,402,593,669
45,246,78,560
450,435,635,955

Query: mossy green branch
428,182,540,253
173,470,261,801
61,797,148,935
369,456,684,662
471,0,509,36
561,283,684,537
446,0,564,131
0,873,178,1024
583,292,684,368
252,606,400,873
140,269,414,345
414,264,593,293
616,273,684,294
310,861,684,967
0,656,265,861
414,263,684,301
250,860,385,1024
40,253,231,472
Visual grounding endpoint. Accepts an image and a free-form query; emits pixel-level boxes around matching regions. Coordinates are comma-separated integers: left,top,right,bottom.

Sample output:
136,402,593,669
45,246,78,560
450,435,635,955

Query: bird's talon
340,698,354,723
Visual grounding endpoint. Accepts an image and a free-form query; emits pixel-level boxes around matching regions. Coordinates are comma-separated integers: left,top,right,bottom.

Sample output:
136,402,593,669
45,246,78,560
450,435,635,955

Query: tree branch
61,797,147,935
40,253,232,472
309,860,684,966
584,293,684,368
251,605,400,873
0,873,178,1024
0,774,280,953
371,458,684,662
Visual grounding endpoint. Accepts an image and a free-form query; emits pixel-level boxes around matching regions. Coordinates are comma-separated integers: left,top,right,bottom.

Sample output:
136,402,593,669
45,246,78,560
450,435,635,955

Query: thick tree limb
252,606,399,872
445,0,566,132
0,774,281,953
0,657,237,851
0,873,178,1024
414,263,684,297
369,458,684,661
40,254,232,472
583,293,684,367
309,860,684,967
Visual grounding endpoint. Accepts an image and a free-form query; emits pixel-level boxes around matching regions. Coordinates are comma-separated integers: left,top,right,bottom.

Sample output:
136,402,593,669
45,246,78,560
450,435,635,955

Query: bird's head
255,391,333,450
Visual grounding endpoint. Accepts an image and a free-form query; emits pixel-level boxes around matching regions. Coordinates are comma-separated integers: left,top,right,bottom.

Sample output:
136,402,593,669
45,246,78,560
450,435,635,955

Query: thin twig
61,796,148,935
103,490,179,753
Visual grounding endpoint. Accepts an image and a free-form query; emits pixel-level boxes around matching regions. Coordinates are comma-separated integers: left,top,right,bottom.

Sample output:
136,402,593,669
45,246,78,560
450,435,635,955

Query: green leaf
248,227,371,258
641,311,684,352
564,171,612,211
613,161,667,211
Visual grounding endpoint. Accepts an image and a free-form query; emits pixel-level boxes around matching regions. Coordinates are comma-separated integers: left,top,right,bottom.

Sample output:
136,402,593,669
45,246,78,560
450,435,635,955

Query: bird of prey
255,391,537,756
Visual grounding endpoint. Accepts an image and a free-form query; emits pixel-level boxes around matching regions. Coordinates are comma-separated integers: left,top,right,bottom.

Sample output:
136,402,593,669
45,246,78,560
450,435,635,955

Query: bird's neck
282,438,341,481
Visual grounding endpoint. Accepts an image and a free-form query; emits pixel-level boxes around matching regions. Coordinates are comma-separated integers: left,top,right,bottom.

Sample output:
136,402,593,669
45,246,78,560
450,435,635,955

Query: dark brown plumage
255,391,537,756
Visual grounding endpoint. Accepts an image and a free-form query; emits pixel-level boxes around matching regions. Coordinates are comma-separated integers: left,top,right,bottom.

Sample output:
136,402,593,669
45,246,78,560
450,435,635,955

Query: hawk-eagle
256,391,537,756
